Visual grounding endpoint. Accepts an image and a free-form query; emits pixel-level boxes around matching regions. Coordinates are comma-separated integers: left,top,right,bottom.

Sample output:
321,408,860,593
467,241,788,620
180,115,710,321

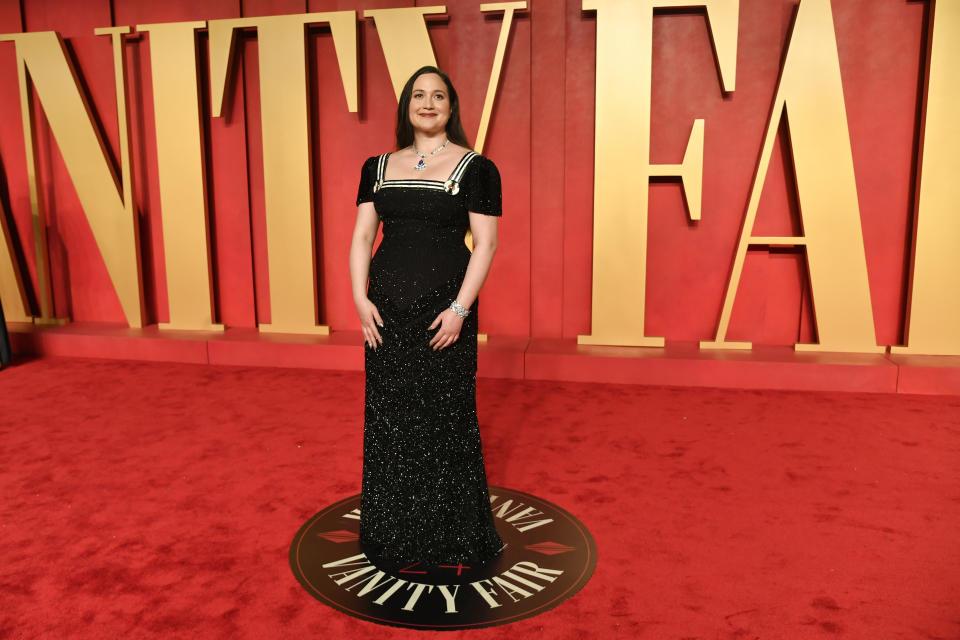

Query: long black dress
355,150,505,567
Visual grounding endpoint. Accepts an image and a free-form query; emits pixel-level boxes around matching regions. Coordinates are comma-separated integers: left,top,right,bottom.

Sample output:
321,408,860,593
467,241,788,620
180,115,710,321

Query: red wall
0,0,929,346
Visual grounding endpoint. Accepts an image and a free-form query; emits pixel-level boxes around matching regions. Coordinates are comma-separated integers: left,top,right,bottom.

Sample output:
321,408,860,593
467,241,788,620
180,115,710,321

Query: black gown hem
358,532,506,568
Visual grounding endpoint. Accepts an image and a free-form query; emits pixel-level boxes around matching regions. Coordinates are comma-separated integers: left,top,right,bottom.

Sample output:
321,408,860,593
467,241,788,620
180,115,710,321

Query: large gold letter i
137,21,222,332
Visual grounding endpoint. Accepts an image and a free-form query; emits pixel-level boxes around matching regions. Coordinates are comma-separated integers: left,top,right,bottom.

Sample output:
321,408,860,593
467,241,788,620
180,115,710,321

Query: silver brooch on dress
444,179,460,195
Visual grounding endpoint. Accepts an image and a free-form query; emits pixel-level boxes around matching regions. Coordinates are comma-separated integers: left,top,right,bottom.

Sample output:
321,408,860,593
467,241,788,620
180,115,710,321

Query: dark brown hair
395,66,472,150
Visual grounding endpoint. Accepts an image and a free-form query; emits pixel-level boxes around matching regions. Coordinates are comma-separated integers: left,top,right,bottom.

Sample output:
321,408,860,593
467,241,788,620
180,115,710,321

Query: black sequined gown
355,150,505,567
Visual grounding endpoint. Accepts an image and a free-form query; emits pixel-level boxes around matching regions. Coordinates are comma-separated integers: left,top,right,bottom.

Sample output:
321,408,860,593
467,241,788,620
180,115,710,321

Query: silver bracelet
449,299,470,318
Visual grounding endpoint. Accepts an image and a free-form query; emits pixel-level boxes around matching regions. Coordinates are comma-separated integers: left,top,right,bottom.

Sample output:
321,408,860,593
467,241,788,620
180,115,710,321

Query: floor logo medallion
289,486,597,630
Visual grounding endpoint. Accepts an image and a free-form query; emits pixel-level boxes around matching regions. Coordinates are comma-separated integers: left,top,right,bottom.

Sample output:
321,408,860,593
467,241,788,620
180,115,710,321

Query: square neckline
381,150,474,184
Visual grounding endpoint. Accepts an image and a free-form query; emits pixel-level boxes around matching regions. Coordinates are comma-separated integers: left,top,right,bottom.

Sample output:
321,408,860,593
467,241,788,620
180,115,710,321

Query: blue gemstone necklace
412,138,449,171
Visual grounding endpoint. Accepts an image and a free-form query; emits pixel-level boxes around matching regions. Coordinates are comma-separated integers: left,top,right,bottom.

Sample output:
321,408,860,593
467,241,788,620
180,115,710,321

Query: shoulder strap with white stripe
373,153,390,192
443,151,478,195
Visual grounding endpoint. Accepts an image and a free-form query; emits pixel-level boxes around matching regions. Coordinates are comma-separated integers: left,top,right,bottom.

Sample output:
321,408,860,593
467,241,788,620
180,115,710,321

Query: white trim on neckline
373,151,479,194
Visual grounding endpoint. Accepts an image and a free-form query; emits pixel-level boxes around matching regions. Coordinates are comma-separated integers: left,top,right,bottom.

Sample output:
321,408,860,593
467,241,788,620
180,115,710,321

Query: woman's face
408,73,452,136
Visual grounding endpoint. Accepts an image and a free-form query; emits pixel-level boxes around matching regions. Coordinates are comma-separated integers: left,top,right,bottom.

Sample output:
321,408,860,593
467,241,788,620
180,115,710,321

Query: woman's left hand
428,308,464,350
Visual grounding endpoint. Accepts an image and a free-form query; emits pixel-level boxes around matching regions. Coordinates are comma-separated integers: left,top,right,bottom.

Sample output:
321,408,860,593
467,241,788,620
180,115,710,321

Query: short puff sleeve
464,155,502,216
356,155,379,206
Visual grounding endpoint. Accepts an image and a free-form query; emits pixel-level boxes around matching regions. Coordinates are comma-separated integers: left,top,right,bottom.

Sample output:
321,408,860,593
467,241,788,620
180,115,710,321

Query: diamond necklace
412,138,449,171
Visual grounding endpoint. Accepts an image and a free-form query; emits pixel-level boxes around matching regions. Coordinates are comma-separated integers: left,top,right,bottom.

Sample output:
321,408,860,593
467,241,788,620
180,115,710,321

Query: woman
348,66,505,567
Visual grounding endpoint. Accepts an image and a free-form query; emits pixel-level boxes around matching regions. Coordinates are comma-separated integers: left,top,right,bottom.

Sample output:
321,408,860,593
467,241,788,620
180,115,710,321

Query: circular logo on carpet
290,486,597,630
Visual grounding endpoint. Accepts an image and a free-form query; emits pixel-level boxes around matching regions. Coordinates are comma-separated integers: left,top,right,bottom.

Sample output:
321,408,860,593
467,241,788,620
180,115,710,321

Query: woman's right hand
356,297,384,350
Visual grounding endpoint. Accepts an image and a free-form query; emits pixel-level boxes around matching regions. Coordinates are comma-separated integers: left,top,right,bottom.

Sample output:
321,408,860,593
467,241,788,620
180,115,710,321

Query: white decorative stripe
450,151,478,182
380,180,447,191
372,151,478,194
376,153,389,181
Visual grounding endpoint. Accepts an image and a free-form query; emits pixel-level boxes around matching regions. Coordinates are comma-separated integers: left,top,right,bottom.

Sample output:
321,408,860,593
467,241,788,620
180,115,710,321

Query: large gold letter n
0,30,142,327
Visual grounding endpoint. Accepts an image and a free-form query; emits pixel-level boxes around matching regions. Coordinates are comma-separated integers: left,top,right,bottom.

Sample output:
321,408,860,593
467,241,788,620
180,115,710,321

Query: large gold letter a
701,0,883,354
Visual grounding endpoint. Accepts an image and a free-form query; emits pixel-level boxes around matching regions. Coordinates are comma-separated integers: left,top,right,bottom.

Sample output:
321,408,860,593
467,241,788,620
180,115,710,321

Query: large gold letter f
579,0,738,347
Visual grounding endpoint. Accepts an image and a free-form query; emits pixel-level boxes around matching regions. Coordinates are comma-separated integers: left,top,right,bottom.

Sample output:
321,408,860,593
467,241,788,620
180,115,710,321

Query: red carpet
0,356,957,639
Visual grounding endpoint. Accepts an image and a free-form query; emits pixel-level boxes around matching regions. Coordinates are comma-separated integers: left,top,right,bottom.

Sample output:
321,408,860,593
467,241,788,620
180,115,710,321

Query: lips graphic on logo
317,530,359,543
525,541,577,556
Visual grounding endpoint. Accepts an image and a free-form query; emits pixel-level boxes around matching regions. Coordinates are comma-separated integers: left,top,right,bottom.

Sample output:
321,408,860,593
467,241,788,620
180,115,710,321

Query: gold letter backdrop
0,4,526,337
0,1,957,353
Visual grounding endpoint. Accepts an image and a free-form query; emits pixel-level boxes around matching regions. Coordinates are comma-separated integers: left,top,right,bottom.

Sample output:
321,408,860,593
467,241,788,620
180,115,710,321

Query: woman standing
348,66,505,567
